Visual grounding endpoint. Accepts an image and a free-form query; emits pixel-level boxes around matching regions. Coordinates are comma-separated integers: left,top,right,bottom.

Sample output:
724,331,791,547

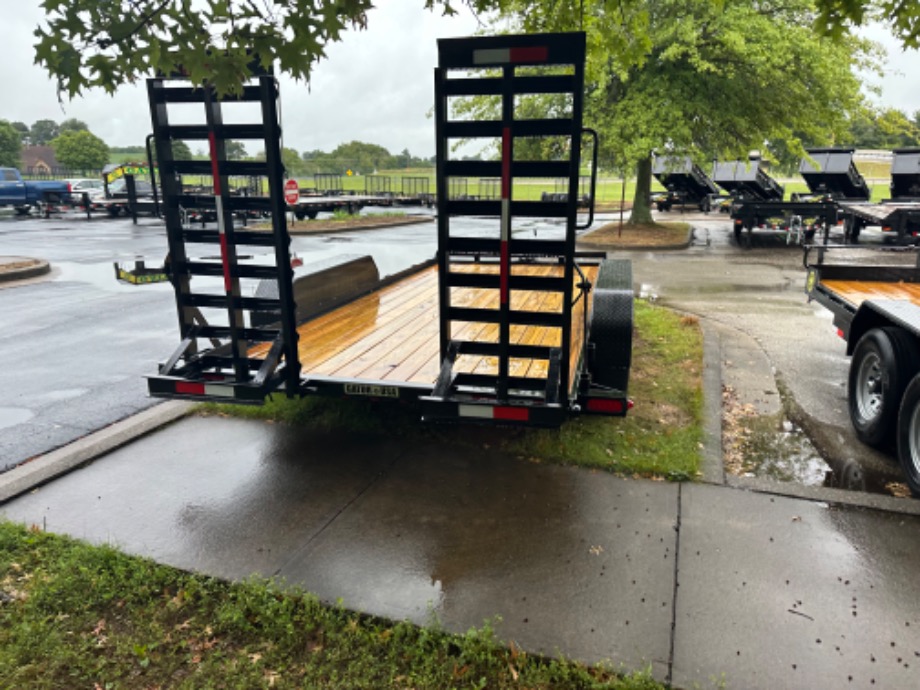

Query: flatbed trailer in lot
805,244,920,495
836,148,920,244
143,32,633,427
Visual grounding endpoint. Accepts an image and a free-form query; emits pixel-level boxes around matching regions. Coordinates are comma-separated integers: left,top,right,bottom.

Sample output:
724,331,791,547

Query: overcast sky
1,3,917,158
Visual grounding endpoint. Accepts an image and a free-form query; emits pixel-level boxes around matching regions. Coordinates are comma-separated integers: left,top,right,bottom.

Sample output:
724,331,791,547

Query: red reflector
510,46,548,63
176,381,205,395
493,406,529,421
587,398,624,414
836,328,845,339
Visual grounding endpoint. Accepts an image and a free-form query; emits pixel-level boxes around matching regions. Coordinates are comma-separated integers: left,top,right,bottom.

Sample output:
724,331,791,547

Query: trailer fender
588,259,633,392
847,300,920,356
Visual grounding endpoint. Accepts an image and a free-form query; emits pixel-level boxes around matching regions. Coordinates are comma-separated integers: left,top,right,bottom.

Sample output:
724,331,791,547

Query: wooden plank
822,279,920,307
250,262,601,388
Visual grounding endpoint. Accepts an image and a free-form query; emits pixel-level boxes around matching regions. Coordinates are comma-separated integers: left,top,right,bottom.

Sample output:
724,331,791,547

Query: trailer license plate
345,384,400,398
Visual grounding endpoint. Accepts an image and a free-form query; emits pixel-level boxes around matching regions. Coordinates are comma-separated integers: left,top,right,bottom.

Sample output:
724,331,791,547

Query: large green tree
51,129,110,170
33,1,913,102
473,0,872,223
0,120,23,168
34,1,489,98
30,119,60,146
59,117,89,133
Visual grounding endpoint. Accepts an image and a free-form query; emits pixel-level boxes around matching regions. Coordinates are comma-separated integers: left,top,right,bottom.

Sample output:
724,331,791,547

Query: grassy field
0,521,664,690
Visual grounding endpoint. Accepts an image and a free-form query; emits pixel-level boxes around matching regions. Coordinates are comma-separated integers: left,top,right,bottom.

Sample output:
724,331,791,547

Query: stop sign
284,179,299,204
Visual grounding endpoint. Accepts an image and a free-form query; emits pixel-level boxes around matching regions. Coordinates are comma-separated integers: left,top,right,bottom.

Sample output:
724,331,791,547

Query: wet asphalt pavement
3,211,920,688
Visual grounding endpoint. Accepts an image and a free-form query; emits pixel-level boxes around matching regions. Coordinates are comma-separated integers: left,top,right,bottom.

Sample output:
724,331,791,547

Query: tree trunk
628,155,654,225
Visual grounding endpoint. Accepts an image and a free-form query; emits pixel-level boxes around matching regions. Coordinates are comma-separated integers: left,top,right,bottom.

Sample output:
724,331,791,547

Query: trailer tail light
836,328,845,339
586,398,632,414
458,403,530,422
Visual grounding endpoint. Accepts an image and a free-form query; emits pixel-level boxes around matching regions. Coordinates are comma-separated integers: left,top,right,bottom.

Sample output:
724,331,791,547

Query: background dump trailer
650,155,720,212
144,32,633,427
796,147,870,202
837,148,920,244
728,148,861,247
805,244,920,496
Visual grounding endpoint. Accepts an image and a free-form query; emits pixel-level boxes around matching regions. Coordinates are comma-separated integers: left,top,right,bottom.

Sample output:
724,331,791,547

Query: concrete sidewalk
3,410,920,689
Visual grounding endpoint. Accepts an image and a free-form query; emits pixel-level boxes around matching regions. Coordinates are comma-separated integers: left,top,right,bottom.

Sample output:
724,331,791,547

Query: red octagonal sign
284,179,299,205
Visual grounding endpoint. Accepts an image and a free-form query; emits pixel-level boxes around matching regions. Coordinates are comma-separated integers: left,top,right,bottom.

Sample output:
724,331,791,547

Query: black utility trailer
143,32,634,427
651,155,720,212
804,244,920,496
837,148,920,244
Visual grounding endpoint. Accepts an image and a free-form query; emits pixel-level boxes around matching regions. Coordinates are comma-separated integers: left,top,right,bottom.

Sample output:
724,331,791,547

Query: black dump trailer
650,155,720,212
729,149,861,247
713,156,785,202
143,32,634,428
837,149,920,244
796,148,870,201
804,244,920,496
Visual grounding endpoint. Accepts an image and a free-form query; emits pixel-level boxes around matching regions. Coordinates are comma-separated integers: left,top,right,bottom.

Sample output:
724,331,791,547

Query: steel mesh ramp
423,32,590,425
145,74,300,403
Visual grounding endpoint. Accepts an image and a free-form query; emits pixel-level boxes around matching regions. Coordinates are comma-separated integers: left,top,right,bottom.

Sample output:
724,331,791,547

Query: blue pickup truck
0,167,72,215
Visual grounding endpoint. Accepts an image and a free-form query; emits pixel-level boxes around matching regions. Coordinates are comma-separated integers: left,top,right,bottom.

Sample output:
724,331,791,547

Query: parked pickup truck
0,167,72,215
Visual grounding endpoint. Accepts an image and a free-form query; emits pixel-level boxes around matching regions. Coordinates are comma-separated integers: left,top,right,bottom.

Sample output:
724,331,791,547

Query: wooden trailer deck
249,262,598,389
821,279,920,308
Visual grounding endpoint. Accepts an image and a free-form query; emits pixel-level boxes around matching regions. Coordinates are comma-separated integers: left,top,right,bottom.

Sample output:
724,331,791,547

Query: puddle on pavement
0,407,34,430
733,414,831,486
726,410,908,497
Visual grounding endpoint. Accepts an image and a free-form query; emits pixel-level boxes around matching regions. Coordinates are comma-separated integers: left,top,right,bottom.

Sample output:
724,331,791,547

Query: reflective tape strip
208,132,222,195
215,195,232,292
473,46,548,65
459,404,493,419
174,381,235,398
458,404,530,422
500,126,511,305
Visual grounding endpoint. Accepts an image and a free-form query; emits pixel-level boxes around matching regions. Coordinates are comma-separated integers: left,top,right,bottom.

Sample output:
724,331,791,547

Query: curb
577,228,694,252
0,401,193,505
0,259,51,284
288,216,434,235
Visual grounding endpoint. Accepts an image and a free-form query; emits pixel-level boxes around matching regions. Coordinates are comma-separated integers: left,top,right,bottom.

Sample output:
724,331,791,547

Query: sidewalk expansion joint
666,481,683,687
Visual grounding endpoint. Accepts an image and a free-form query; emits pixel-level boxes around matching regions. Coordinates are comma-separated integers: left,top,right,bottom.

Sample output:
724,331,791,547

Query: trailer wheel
896,374,920,496
848,327,920,448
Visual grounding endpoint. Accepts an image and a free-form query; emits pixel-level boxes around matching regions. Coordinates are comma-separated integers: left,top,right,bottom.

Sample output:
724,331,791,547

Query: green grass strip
0,521,663,689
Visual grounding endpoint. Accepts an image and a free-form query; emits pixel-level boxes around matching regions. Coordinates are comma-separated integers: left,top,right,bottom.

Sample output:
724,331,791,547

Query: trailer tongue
145,33,633,426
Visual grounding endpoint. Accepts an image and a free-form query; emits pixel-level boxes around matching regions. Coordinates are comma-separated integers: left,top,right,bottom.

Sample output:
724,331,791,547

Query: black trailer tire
14,205,30,216
848,327,920,448
700,198,711,213
896,374,920,497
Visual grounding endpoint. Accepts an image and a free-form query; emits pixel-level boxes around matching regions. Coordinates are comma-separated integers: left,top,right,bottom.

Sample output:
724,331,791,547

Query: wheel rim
855,351,883,422
909,404,920,478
